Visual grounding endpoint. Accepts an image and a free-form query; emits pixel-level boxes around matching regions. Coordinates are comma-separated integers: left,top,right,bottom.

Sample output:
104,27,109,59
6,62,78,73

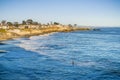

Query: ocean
0,27,120,80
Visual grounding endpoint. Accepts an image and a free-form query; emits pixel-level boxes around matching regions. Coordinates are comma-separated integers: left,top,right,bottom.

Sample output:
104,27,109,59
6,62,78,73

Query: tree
68,24,72,27
14,22,19,27
32,22,38,25
22,20,26,25
7,22,13,26
54,22,59,25
74,24,77,27
26,19,33,25
1,20,6,26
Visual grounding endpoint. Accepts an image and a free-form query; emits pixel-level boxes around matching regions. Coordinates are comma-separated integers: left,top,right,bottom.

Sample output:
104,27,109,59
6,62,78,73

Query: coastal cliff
0,26,91,41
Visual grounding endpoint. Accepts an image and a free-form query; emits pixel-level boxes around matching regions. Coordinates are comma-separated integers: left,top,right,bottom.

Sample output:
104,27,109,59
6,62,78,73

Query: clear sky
0,0,120,27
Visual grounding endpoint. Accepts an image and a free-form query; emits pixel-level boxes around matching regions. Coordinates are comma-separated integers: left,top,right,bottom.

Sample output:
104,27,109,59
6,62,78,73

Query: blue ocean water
0,27,120,80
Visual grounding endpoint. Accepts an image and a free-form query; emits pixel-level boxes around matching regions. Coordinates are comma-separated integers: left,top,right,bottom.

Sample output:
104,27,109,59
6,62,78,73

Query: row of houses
0,23,66,29
0,19,75,29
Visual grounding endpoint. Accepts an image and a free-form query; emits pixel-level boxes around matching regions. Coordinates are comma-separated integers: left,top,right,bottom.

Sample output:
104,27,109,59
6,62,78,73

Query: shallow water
0,27,120,80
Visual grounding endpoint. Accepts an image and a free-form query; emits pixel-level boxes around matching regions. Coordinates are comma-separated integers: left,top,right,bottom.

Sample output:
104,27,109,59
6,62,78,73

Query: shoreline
0,26,91,41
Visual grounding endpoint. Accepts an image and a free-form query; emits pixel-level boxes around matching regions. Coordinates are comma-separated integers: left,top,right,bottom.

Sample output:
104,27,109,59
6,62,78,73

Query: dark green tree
54,22,59,25
68,24,72,27
14,22,19,27
22,20,26,25
1,20,6,26
74,24,77,27
26,19,33,25
7,22,13,26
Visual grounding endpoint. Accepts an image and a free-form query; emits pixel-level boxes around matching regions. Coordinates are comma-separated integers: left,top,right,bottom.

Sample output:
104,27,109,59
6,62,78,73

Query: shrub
0,29,6,33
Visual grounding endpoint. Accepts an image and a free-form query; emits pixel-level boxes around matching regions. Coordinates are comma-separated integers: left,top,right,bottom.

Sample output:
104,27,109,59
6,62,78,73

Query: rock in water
0,50,7,53
0,42,6,45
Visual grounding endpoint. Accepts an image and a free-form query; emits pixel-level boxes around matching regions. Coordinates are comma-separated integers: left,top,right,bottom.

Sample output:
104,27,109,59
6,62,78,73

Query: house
0,26,8,29
18,25,40,29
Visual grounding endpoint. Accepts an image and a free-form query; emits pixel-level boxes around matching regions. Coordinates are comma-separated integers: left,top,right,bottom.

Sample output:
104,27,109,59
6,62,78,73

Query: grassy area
0,29,7,33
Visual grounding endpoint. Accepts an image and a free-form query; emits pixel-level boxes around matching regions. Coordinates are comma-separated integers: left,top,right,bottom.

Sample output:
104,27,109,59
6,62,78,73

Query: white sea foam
29,32,57,40
15,32,57,56
77,61,96,67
